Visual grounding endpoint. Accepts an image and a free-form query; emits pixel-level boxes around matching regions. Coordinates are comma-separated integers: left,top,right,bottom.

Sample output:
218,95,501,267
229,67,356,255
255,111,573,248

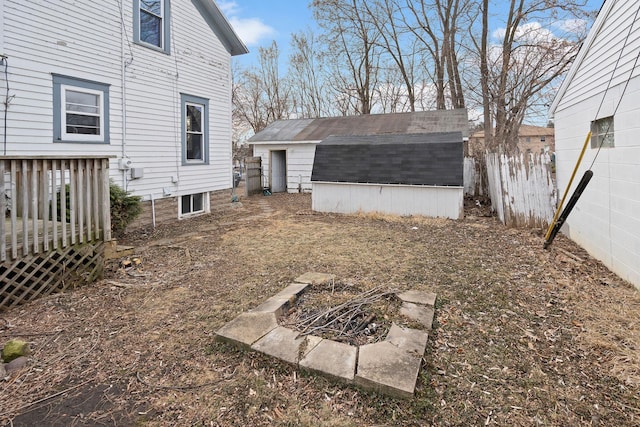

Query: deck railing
1,156,112,262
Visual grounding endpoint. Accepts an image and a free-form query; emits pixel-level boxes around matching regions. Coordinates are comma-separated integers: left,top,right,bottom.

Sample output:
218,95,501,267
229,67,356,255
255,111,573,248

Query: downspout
120,4,132,191
150,193,156,228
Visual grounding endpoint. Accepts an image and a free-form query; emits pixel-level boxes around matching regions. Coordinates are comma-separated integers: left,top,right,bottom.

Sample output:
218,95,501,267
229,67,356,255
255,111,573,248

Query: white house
248,110,469,194
549,0,640,289
0,0,247,228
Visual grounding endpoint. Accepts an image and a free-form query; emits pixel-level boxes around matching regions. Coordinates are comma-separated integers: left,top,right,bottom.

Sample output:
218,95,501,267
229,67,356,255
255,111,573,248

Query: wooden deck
1,156,111,310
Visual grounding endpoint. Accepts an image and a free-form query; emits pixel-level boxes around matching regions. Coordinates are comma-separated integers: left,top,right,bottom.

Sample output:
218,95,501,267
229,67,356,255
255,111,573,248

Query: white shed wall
554,8,640,290
253,143,318,193
312,182,463,220
1,0,234,207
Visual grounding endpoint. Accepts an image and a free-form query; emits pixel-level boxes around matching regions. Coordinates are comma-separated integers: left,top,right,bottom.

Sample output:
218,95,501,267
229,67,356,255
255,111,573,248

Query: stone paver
385,323,429,354
399,302,435,330
252,326,322,364
300,339,357,382
250,283,308,316
397,290,436,307
215,273,437,399
295,272,336,285
215,312,278,349
355,340,423,399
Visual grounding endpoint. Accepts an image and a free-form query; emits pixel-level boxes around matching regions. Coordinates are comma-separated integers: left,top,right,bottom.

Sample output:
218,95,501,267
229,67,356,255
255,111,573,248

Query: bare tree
474,0,590,152
288,30,331,118
403,0,472,109
361,0,421,112
312,0,382,115
232,41,291,134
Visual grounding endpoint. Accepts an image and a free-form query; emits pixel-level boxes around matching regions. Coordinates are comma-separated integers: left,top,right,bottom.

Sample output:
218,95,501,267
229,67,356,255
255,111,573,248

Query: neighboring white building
248,110,469,194
549,0,640,289
0,0,247,228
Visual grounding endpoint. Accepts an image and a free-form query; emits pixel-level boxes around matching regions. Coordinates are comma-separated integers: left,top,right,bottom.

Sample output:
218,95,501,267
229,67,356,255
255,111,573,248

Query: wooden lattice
0,242,104,310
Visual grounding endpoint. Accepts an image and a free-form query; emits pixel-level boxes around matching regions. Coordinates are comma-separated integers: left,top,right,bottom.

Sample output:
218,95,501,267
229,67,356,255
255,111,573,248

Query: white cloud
554,18,588,36
216,0,240,16
229,17,276,45
493,22,555,44
216,0,276,46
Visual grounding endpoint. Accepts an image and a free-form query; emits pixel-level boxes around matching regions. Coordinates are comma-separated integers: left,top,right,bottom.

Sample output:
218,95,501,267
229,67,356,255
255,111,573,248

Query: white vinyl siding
555,2,640,113
1,0,235,204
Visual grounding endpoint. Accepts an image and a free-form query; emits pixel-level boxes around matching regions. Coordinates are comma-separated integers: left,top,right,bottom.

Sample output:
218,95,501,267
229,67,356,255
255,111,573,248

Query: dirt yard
1,193,639,426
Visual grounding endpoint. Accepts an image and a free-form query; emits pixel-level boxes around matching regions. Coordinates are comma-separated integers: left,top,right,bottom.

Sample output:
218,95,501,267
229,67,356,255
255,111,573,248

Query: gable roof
248,109,469,143
311,132,464,187
192,0,248,56
548,0,612,115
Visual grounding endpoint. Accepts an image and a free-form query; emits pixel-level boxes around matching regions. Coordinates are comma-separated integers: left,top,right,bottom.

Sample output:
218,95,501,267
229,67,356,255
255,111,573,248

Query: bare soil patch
1,192,639,426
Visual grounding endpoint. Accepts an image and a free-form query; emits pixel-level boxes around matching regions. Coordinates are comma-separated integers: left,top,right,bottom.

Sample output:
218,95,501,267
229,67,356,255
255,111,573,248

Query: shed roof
311,132,463,187
249,109,469,143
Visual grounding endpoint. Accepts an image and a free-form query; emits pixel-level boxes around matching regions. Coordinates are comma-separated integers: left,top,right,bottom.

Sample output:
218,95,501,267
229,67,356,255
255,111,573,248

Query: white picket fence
484,152,556,228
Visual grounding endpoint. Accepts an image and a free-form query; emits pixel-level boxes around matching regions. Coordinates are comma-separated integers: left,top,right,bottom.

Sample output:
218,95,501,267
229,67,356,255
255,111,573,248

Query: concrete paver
252,326,322,364
215,312,278,349
385,323,429,354
215,273,437,399
397,290,436,306
295,272,336,285
300,339,357,382
355,340,423,399
399,302,435,330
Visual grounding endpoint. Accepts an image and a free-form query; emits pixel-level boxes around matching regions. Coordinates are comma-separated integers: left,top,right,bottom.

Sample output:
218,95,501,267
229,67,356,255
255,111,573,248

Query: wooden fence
1,156,111,309
485,152,556,228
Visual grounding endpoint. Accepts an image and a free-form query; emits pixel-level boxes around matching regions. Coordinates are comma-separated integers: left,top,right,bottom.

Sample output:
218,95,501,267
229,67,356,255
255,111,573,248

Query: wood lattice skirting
0,242,105,311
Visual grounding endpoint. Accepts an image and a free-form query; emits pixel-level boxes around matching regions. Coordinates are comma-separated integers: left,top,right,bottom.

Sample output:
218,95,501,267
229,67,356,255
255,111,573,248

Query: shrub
109,181,142,234
52,181,142,235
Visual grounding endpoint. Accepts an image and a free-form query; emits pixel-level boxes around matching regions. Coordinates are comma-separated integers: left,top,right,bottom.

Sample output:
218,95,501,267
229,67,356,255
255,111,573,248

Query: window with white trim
134,0,170,53
181,94,209,164
180,192,208,217
53,75,110,143
591,116,614,148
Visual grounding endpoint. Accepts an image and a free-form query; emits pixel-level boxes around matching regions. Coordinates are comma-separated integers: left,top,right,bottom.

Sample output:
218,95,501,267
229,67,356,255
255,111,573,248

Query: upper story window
591,116,614,149
53,75,110,144
134,0,171,54
181,94,209,165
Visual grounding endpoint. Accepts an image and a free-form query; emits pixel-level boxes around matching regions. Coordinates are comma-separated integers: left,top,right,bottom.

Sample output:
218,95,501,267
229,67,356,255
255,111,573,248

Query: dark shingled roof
311,132,463,186
248,109,469,143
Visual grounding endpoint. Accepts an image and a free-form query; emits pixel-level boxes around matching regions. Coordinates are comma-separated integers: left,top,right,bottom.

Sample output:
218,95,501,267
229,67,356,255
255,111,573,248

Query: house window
180,192,208,217
134,0,170,53
540,136,546,142
52,75,110,143
591,116,614,148
181,94,209,164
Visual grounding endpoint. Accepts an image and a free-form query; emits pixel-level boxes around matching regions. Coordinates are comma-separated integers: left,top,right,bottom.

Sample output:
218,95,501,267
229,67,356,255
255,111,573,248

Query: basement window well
180,192,208,217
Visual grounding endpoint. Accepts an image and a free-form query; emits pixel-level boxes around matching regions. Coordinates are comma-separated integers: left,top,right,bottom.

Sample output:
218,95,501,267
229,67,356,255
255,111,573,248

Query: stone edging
215,272,436,398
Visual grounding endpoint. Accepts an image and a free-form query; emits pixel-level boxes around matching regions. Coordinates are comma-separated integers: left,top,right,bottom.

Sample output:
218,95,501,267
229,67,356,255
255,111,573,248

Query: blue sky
219,0,605,68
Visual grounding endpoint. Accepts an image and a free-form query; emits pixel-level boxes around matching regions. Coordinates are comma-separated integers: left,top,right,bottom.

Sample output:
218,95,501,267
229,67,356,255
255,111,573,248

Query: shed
549,0,640,289
248,109,469,193
311,132,464,219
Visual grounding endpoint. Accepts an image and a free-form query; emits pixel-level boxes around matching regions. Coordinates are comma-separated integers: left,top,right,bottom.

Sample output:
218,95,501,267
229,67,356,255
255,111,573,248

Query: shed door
270,150,287,193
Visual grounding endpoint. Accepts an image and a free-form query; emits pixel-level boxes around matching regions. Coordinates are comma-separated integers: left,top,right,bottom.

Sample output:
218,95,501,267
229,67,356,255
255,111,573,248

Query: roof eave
549,0,614,116
192,0,249,56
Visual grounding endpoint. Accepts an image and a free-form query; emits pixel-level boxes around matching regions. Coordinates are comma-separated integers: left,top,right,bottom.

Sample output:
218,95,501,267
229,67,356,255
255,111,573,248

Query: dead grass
1,192,639,426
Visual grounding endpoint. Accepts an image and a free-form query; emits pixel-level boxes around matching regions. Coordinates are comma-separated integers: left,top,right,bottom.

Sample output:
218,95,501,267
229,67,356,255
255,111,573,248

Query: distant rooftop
249,109,469,143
